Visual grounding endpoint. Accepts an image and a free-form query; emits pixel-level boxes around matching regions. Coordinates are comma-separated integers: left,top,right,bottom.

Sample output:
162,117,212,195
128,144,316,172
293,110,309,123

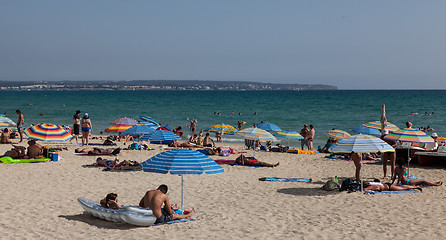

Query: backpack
321,177,339,191
339,178,360,192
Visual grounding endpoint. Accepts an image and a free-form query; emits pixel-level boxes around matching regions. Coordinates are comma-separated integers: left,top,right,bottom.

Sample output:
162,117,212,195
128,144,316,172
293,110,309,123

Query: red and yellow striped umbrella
327,129,351,139
105,124,132,133
384,128,434,143
24,123,72,141
363,121,399,132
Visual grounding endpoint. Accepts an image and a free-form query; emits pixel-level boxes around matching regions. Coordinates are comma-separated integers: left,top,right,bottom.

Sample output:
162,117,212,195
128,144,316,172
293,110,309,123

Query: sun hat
432,133,438,137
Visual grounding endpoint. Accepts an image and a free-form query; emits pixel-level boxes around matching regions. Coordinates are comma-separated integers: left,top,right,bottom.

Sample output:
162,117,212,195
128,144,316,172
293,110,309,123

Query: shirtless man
71,110,81,144
16,109,24,143
3,145,27,159
307,125,315,150
27,140,43,158
203,133,215,147
75,147,121,155
190,119,197,133
139,185,195,224
300,124,309,150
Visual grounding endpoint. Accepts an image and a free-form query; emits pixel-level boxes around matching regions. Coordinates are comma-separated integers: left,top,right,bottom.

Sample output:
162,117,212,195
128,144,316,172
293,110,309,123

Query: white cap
382,129,389,135
84,113,89,116
432,133,438,137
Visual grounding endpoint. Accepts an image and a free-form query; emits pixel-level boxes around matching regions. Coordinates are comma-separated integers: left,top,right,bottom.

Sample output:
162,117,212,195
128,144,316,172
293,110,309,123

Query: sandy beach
1,138,445,240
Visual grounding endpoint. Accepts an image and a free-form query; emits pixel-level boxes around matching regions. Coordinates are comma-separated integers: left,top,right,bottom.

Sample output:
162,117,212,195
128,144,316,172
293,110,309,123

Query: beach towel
362,190,421,194
76,143,117,146
197,149,212,155
213,159,236,164
286,149,317,154
228,162,262,167
153,218,198,226
259,177,312,182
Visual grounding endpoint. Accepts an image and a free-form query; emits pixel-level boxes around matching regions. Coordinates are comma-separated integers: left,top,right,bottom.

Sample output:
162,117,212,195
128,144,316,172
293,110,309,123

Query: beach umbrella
326,129,351,139
257,122,282,132
437,136,446,143
363,121,399,132
235,127,276,156
137,115,159,126
121,125,156,137
274,130,304,140
235,127,277,141
330,134,395,191
384,128,434,174
141,129,181,144
141,149,224,210
104,124,132,133
0,115,16,130
206,124,237,135
351,126,381,135
110,117,138,125
24,123,72,141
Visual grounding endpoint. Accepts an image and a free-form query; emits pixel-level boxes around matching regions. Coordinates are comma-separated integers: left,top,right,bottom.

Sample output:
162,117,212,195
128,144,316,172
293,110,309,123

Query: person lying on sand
100,193,121,210
392,159,442,186
139,184,195,224
3,145,27,159
75,147,121,155
96,157,140,170
168,140,197,148
235,154,279,167
363,180,422,192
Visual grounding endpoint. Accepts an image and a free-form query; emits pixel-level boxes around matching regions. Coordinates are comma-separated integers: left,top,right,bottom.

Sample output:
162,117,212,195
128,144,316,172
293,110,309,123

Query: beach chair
245,139,255,149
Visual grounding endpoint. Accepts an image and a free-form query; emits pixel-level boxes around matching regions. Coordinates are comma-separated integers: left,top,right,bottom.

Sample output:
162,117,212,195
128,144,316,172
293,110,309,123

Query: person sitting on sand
188,134,197,144
100,193,121,210
27,140,44,158
363,180,422,192
0,128,12,144
203,133,215,147
75,147,121,155
392,159,442,186
235,154,279,167
168,140,197,148
139,184,196,224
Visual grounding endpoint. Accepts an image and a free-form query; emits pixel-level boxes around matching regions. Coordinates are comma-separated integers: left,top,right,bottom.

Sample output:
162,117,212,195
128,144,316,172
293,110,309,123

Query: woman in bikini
392,159,442,186
235,154,279,167
364,181,422,192
81,113,92,146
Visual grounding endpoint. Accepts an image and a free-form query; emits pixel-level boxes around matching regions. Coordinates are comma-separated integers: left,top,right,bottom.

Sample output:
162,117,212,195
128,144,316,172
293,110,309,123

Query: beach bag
321,177,339,191
129,143,139,150
339,178,360,192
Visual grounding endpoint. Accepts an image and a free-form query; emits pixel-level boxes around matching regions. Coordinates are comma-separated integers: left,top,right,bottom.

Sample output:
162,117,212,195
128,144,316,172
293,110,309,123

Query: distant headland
0,80,337,91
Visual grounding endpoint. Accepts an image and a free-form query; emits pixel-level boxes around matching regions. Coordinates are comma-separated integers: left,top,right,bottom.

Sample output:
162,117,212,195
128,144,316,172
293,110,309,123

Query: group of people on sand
300,124,315,151
2,139,67,159
100,184,195,224
95,157,140,170
70,110,93,146
169,132,216,148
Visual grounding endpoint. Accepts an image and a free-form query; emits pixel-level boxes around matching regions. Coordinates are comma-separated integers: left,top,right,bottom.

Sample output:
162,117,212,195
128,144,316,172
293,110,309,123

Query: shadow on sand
58,212,140,229
277,187,342,196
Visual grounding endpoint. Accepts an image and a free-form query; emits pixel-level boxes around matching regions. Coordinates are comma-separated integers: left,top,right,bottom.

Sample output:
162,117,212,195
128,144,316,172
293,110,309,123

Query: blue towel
362,190,421,194
259,177,312,182
153,218,197,226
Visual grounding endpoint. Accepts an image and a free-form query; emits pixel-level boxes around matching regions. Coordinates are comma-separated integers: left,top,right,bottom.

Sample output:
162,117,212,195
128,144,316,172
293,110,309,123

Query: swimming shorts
155,212,173,224
104,160,113,168
82,127,91,132
73,124,80,135
17,127,22,133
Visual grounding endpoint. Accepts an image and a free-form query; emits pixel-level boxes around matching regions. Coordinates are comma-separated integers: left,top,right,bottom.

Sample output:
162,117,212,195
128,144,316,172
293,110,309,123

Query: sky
1,1,445,89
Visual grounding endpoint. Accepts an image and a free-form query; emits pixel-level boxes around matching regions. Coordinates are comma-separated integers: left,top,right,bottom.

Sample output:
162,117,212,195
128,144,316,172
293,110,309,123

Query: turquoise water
1,90,445,147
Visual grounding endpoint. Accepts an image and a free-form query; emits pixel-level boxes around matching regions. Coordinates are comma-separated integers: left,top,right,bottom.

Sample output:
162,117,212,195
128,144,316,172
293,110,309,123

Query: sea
1,90,445,148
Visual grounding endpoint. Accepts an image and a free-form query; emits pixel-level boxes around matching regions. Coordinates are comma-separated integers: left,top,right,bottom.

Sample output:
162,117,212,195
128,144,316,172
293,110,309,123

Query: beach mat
259,177,312,182
153,218,198,226
363,190,421,194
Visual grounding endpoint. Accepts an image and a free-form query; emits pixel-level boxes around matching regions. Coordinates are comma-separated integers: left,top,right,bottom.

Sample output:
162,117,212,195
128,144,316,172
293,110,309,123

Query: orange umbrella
437,136,446,143
105,124,132,133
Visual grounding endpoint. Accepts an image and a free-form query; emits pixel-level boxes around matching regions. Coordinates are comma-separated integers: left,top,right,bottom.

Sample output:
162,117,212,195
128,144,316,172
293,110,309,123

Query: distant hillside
0,80,337,91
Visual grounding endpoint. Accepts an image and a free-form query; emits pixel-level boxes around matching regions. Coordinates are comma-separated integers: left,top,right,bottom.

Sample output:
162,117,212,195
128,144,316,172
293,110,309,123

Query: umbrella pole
360,157,363,192
181,175,184,211
407,148,410,176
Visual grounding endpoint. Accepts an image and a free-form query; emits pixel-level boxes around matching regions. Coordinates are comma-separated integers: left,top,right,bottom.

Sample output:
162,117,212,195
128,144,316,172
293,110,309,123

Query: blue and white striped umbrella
257,123,282,132
330,134,395,153
351,126,381,135
0,115,16,130
141,149,224,210
121,125,156,137
141,130,181,143
141,149,224,175
137,115,159,126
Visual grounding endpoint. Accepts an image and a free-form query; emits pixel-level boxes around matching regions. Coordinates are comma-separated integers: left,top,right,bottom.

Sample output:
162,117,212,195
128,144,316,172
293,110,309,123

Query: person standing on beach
300,124,309,150
380,129,396,179
81,113,92,146
190,119,197,133
351,152,362,182
16,109,24,143
307,124,315,151
71,110,81,144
